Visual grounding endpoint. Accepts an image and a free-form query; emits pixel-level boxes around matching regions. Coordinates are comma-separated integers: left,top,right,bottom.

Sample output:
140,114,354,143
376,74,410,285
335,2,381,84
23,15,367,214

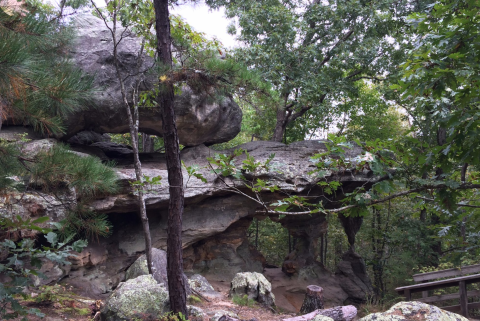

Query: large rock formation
1,133,378,307
62,14,242,146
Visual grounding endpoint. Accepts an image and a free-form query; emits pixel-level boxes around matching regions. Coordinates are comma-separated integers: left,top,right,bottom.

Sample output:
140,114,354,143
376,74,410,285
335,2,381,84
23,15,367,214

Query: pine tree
153,0,187,316
0,0,94,135
0,0,117,239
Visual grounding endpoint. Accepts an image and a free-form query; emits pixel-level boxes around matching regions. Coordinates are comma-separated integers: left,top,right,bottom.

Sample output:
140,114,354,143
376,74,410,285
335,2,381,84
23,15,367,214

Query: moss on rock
100,275,170,321
229,272,275,308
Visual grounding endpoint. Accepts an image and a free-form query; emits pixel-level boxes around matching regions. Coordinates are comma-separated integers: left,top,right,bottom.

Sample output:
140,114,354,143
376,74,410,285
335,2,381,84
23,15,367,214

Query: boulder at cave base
230,272,275,308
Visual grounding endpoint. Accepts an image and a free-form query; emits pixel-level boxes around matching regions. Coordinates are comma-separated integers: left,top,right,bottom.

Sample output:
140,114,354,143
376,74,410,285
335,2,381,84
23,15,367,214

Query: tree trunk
371,207,384,300
300,285,324,314
255,218,259,248
153,0,187,316
272,108,287,142
288,232,292,253
324,224,328,266
94,2,154,275
320,234,324,265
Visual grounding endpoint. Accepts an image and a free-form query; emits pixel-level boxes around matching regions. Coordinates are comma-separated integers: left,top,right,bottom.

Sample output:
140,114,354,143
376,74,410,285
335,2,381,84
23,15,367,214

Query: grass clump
232,294,256,307
188,295,201,304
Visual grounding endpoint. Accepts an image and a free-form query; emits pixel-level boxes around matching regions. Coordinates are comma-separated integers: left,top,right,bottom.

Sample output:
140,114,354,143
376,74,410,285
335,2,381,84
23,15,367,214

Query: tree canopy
207,0,433,141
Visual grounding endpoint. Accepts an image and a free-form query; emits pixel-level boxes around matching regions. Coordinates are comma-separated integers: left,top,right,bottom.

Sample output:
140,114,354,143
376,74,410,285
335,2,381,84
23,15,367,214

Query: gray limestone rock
0,126,42,142
188,274,222,299
335,249,374,304
230,272,275,308
64,14,242,146
188,305,206,321
67,131,111,145
210,311,238,321
125,248,190,294
359,301,468,321
2,138,381,307
125,248,168,286
100,275,170,321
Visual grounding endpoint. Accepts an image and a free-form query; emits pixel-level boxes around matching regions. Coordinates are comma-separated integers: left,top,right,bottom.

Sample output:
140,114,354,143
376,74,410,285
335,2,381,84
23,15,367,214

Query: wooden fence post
459,280,468,318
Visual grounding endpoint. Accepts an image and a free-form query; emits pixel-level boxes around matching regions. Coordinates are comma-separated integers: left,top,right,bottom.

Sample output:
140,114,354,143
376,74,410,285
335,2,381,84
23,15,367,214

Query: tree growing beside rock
90,0,156,278
153,0,188,315
0,1,120,319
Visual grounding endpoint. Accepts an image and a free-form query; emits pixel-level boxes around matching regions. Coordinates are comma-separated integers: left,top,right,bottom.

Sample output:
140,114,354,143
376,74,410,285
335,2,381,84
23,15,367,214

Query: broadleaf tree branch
254,183,480,216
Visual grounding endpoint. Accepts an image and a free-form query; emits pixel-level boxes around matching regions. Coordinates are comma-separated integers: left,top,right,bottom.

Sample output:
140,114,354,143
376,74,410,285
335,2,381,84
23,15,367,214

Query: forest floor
10,281,296,321
9,282,480,321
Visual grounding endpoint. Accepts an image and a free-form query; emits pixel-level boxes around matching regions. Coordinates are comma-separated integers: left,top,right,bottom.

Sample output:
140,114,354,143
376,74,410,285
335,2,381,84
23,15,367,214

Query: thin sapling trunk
91,1,153,274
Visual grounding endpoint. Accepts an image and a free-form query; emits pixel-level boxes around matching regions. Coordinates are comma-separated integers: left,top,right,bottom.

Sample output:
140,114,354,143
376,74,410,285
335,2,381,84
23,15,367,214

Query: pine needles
30,144,118,198
0,141,119,241
0,3,94,135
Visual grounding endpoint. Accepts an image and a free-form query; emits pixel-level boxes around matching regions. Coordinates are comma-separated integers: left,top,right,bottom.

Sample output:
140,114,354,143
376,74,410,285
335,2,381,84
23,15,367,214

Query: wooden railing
395,264,480,317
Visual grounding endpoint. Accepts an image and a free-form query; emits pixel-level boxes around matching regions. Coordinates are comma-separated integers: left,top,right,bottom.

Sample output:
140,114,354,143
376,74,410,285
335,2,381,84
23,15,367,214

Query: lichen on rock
313,316,334,321
230,272,275,308
359,301,469,321
210,310,238,321
100,274,170,321
187,305,206,321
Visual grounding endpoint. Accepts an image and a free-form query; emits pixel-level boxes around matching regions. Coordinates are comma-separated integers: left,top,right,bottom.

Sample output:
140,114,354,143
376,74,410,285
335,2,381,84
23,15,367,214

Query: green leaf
44,232,58,247
31,216,49,224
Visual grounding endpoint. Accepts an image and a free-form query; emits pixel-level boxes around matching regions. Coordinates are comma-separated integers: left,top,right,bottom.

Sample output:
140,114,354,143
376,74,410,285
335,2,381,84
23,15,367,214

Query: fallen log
282,305,357,321
315,306,357,321
218,316,259,321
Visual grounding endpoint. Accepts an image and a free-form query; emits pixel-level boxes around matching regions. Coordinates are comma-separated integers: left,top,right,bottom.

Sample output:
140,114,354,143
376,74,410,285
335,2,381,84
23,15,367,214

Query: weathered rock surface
230,272,275,308
2,138,380,307
125,248,168,285
282,306,356,321
188,274,222,299
125,247,190,294
0,191,70,234
210,311,239,321
359,301,468,321
335,249,374,304
188,305,206,321
0,126,42,142
31,258,70,286
67,131,111,145
100,274,169,321
313,316,335,321
62,14,242,146
265,266,349,313
184,218,265,283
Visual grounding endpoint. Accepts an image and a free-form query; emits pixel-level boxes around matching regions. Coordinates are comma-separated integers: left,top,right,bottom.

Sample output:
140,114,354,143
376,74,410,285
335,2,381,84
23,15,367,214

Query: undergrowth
232,294,257,307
